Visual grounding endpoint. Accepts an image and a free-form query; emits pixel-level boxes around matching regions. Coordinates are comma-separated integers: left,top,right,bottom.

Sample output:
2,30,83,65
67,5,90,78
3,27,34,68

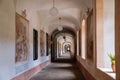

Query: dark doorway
33,29,38,60
46,33,49,56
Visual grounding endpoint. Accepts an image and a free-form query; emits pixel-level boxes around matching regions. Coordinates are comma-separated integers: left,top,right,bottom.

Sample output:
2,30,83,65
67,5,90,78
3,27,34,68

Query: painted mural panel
86,9,94,61
15,13,29,63
40,30,46,56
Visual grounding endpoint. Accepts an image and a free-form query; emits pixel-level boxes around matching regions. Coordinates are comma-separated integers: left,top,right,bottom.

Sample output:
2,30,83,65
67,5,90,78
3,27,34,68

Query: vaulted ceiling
16,0,92,34
57,33,74,44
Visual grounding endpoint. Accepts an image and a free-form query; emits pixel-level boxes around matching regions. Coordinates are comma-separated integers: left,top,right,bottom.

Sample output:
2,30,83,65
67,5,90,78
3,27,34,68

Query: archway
51,27,76,62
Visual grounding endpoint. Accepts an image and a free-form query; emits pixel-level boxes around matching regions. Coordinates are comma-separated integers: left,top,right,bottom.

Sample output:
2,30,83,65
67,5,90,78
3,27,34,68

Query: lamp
49,0,58,16
63,33,66,42
58,17,63,31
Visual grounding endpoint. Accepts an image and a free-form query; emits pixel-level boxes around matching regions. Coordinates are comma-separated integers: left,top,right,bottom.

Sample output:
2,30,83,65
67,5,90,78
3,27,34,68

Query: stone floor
30,62,85,80
57,52,71,59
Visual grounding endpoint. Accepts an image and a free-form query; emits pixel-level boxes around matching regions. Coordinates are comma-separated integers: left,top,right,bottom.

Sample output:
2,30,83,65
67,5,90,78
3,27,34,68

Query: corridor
1,0,120,80
30,62,85,80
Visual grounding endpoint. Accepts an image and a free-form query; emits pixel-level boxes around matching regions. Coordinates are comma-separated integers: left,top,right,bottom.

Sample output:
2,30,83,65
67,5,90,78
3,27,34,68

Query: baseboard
12,60,51,80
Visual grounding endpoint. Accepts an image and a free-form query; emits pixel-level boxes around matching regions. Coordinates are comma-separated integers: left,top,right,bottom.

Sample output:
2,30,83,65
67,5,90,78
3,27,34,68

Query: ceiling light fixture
58,17,63,31
49,0,58,16
63,33,66,42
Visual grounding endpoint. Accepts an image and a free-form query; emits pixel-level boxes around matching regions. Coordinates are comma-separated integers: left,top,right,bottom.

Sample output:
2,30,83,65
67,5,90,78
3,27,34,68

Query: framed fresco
86,9,94,61
15,13,29,63
40,30,45,56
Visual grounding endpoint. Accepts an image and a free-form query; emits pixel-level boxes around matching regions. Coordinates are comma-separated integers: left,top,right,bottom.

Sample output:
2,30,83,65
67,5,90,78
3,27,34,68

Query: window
81,19,86,59
96,0,115,79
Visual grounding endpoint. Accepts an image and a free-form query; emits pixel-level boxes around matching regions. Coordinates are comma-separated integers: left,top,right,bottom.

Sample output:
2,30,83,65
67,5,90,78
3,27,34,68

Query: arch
51,27,77,62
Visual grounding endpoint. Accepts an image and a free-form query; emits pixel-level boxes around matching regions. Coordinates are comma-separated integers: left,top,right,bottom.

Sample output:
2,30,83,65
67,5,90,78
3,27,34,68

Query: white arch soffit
58,39,73,45
17,0,92,10
63,42,72,47
16,0,92,13
41,13,80,34
57,35,74,44
16,0,93,32
57,37,73,43
57,33,74,40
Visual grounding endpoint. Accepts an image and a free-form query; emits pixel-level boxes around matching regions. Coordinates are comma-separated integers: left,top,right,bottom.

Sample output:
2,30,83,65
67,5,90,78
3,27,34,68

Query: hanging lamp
58,17,63,31
49,0,58,16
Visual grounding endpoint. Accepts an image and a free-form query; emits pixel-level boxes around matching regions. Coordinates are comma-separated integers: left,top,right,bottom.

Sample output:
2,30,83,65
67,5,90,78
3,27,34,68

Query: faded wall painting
40,30,46,56
86,9,94,61
15,13,29,63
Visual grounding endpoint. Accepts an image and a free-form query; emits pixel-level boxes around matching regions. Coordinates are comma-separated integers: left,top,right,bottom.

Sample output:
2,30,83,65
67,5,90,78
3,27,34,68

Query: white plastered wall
0,0,15,79
0,0,50,80
15,0,50,77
